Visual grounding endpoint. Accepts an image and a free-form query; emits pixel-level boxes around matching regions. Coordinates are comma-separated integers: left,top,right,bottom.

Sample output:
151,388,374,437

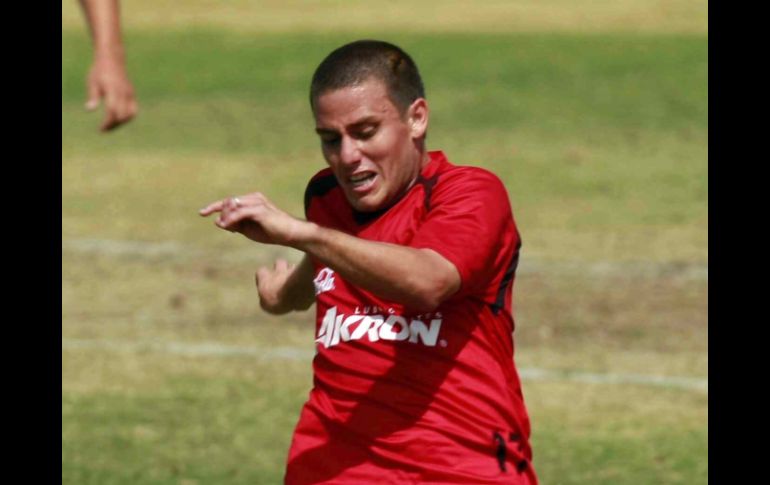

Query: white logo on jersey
315,306,444,348
313,268,336,295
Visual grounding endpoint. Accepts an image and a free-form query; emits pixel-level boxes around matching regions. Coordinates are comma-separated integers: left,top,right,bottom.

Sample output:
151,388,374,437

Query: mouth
348,172,378,193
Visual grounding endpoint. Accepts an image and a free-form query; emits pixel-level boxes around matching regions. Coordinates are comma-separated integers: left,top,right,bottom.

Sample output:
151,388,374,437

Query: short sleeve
411,168,518,298
303,169,338,220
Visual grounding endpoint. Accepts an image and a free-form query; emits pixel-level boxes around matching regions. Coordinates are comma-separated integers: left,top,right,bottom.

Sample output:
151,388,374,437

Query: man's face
313,78,428,212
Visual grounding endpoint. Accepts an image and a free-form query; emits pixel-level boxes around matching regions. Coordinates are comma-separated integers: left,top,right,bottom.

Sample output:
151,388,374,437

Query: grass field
62,1,707,483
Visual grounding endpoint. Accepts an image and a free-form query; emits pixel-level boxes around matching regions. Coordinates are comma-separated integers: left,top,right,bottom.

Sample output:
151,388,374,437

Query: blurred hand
85,56,138,132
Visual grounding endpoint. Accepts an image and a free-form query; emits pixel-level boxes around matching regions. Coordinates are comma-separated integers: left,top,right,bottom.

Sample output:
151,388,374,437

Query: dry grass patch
63,1,707,34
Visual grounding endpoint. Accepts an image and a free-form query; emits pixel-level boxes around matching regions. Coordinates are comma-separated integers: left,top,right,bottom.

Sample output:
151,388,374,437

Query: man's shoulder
442,163,503,181
304,168,339,215
434,161,508,195
306,167,337,188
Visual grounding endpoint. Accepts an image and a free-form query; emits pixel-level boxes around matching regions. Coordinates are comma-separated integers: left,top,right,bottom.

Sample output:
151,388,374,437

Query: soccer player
200,40,538,484
78,0,138,132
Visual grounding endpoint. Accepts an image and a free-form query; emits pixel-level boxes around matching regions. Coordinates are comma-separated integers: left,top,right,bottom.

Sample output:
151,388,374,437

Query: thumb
255,267,270,286
85,80,101,111
274,259,289,272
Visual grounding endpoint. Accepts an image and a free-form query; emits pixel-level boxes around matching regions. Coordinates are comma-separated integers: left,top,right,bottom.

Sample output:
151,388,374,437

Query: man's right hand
199,192,314,247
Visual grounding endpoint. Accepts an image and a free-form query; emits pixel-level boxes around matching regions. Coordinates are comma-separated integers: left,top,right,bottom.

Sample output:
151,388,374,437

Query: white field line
62,338,315,361
62,238,708,280
62,238,193,257
62,338,707,393
517,367,707,392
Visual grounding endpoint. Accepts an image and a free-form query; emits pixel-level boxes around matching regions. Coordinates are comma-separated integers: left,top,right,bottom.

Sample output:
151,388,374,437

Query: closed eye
317,131,341,146
356,127,377,140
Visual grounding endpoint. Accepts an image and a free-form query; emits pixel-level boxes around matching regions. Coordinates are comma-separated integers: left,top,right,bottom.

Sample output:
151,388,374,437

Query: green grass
63,357,310,484
63,30,707,262
63,357,707,485
62,251,707,484
63,24,707,485
63,32,707,137
529,380,707,485
62,0,708,34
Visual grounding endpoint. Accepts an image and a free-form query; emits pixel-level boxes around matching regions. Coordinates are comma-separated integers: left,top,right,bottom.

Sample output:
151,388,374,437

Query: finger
274,259,289,272
116,93,138,124
255,267,270,285
85,79,100,111
125,98,138,122
216,205,257,229
100,107,119,132
199,200,226,216
233,192,265,204
101,114,119,132
220,220,242,233
219,194,251,218
215,198,235,221
103,98,133,132
100,90,121,132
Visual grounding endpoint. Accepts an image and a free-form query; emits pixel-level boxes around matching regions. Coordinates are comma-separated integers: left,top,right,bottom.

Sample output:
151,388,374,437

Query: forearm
294,223,460,312
200,193,459,312
79,0,125,59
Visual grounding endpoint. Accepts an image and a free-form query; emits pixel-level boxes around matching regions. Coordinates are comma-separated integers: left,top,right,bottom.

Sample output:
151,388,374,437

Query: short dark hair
310,40,425,115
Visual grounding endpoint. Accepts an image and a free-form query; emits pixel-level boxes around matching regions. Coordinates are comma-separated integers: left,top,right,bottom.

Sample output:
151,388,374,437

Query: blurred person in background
201,40,537,485
78,0,138,132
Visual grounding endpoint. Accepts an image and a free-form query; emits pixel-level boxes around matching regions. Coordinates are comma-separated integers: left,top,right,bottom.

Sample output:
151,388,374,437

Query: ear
407,98,429,139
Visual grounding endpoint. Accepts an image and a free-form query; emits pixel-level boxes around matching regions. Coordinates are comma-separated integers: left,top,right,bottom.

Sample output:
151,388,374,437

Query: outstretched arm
79,0,138,132
200,193,460,313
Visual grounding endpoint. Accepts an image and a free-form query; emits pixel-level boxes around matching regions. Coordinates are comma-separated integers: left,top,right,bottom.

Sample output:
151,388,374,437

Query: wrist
93,44,126,64
287,220,321,250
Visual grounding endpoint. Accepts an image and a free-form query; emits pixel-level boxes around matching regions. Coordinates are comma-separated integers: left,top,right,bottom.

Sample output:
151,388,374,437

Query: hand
256,259,298,314
85,56,138,132
199,192,312,247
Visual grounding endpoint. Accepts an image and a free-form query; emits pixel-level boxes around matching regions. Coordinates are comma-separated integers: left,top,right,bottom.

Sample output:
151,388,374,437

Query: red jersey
285,151,537,484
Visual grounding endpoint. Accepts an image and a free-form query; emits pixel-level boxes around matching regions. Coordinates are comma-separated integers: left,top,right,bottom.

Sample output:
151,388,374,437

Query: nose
339,135,362,167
